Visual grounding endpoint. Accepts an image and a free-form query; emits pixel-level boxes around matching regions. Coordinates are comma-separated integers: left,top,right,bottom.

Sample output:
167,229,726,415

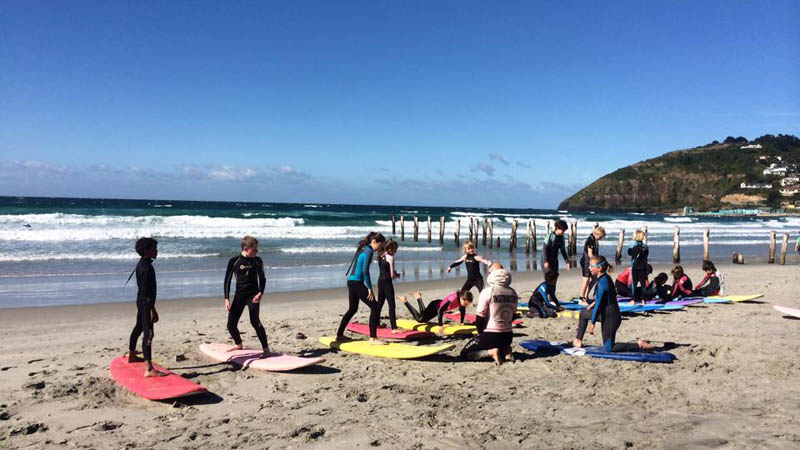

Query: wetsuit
460,269,517,360
628,241,649,303
224,255,269,349
646,282,671,302
615,268,633,297
403,291,465,328
449,254,490,293
543,232,568,273
692,272,720,297
527,281,561,318
336,246,381,338
129,257,156,362
576,273,622,352
670,275,693,300
579,234,599,278
377,253,397,330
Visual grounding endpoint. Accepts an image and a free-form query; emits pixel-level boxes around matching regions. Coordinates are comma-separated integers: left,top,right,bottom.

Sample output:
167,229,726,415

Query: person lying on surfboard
127,237,167,377
461,262,518,365
398,290,472,335
223,235,270,356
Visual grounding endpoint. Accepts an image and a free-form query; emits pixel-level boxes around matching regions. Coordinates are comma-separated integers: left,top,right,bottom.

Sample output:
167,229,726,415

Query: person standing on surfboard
377,239,401,333
223,235,270,356
461,262,518,365
127,237,166,377
336,232,386,344
447,241,491,299
573,256,653,352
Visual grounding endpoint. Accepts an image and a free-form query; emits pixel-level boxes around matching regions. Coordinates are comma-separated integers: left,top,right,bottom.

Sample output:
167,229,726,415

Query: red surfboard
109,356,207,400
346,322,434,339
444,313,523,326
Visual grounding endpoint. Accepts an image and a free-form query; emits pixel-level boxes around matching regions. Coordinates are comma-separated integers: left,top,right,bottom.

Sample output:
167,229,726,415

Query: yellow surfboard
706,294,763,303
319,337,454,359
395,319,477,336
556,310,582,319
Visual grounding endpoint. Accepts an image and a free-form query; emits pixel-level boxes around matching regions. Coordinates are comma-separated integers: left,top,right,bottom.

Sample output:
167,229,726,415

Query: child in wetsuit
692,260,721,297
224,235,270,355
447,241,491,299
336,232,387,344
377,240,401,333
628,229,650,305
573,256,653,352
127,237,166,377
399,290,472,331
615,264,653,301
579,226,605,302
527,270,564,318
646,272,672,302
543,220,571,281
669,265,693,300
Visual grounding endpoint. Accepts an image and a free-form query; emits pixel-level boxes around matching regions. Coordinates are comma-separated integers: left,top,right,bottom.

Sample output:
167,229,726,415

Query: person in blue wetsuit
336,232,387,344
572,256,653,352
628,229,650,305
526,270,564,318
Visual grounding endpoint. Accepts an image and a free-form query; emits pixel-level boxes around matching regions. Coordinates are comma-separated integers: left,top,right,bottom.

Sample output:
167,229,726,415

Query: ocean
1,196,798,308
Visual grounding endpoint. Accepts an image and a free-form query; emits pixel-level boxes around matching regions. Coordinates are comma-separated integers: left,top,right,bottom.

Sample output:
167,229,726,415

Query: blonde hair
593,226,606,239
241,235,259,250
632,229,646,242
462,241,475,253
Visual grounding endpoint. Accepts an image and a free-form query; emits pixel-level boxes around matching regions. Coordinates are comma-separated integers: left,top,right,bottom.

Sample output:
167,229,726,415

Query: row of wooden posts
390,215,793,265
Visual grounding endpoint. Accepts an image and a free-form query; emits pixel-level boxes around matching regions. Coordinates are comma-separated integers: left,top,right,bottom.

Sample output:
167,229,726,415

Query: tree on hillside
765,189,782,209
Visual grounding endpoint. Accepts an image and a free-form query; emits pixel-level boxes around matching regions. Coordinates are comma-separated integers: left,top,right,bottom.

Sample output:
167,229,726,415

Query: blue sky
1,0,798,208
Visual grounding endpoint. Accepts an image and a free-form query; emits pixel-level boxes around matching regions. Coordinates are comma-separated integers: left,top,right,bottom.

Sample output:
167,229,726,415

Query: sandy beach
1,262,799,449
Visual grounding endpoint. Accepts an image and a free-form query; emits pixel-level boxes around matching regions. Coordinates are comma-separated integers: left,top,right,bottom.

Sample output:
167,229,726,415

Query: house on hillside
780,185,800,197
780,176,800,187
740,182,773,189
763,165,788,176
742,144,763,149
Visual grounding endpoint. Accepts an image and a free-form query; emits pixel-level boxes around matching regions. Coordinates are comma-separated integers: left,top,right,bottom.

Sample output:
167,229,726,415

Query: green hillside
558,134,800,212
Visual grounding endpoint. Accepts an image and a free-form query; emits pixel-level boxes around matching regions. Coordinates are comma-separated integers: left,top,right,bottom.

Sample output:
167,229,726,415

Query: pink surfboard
444,313,523,326
199,343,324,372
109,356,207,400
345,322,434,340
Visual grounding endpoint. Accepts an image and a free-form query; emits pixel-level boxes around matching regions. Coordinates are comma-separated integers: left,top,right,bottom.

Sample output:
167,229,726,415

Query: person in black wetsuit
692,260,721,297
447,241,491,299
578,226,605,302
399,290,471,333
647,272,672,302
127,237,166,377
377,240,401,333
572,256,654,352
543,220,571,280
628,230,650,305
223,235,270,355
527,270,565,318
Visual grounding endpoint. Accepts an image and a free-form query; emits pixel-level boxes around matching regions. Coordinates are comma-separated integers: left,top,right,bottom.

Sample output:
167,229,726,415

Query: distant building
763,166,788,176
740,182,773,189
780,185,800,197
780,176,800,187
741,144,763,149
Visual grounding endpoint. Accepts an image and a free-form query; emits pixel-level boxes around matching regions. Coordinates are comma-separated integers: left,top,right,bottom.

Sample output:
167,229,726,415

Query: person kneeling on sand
460,262,518,365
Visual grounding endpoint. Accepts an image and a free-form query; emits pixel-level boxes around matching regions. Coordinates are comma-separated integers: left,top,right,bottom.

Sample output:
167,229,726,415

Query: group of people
126,221,726,375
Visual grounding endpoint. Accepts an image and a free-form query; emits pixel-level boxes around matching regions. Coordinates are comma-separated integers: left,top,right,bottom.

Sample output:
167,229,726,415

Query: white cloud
472,162,495,176
489,153,509,166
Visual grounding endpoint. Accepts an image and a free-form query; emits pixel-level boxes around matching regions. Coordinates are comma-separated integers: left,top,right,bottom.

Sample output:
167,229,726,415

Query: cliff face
558,134,800,212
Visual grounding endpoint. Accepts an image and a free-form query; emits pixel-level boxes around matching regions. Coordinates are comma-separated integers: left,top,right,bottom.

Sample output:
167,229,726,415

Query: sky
1,0,798,208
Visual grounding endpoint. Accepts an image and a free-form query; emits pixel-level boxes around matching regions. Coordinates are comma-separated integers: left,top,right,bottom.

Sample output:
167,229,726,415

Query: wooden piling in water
488,219,493,248
496,236,501,248
439,217,445,245
615,229,625,264
455,219,460,246
732,251,744,264
468,219,474,243
768,231,776,264
413,216,419,242
474,219,480,247
400,216,405,241
509,219,518,252
482,218,487,245
672,227,680,263
531,220,537,252
546,220,551,237
426,216,431,243
702,229,710,262
780,233,789,265
525,220,532,254
391,214,396,235
643,226,649,245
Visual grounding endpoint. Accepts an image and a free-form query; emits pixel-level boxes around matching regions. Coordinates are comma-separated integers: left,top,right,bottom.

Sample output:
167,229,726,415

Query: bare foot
226,344,243,352
504,347,514,362
487,348,502,366
390,328,403,334
410,291,422,299
572,338,583,348
127,352,144,363
637,339,654,350
369,338,388,346
144,367,168,377
397,296,408,304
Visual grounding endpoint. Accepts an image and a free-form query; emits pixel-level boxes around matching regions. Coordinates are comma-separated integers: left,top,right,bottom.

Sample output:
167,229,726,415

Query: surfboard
395,319,477,335
774,305,800,319
345,322,433,340
199,343,324,371
707,294,763,303
109,356,207,400
519,340,676,363
319,336,454,359
443,313,523,326
646,298,703,307
702,297,732,304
